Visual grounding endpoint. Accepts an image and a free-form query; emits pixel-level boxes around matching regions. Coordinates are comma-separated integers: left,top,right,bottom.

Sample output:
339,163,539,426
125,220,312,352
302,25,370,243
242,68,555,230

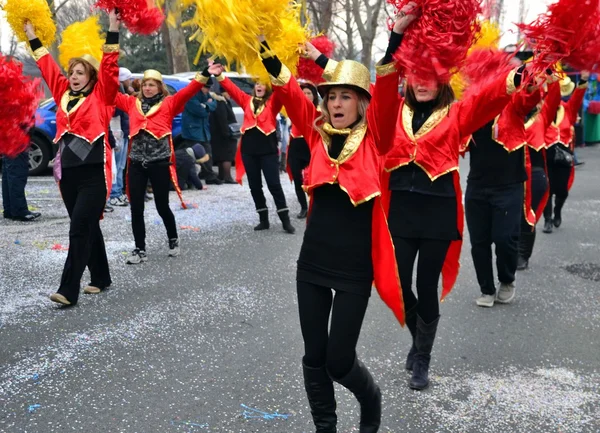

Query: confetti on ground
180,225,200,232
27,404,41,413
241,404,290,420
182,202,199,209
170,419,209,429
14,240,21,245
50,244,68,251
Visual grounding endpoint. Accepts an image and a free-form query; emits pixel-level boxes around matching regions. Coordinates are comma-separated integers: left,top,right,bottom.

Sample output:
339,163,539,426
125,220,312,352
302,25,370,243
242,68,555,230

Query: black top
529,147,546,170
240,128,278,155
288,137,311,162
467,120,527,186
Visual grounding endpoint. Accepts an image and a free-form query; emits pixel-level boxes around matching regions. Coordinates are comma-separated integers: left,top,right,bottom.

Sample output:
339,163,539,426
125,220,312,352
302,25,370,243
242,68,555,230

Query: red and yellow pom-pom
388,0,481,83
517,0,600,76
298,35,335,83
58,16,105,71
94,0,164,35
3,0,56,47
461,48,515,99
0,56,43,158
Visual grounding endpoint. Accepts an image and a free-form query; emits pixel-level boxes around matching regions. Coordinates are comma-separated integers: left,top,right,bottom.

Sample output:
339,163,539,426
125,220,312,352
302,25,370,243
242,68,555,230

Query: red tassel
298,35,335,83
462,48,515,99
94,0,164,35
388,0,481,83
517,0,600,75
0,55,42,158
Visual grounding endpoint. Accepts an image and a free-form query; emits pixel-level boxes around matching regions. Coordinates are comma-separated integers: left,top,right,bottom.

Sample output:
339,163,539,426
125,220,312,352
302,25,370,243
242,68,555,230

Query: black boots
517,229,536,271
543,219,553,233
409,315,440,391
334,357,381,432
553,196,566,228
254,209,270,231
404,305,418,371
303,363,337,433
297,208,308,219
278,209,296,234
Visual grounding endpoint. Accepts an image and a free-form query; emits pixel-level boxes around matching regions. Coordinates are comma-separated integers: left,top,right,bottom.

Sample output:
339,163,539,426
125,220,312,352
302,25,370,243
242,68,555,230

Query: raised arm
25,21,69,103
565,72,589,124
114,93,136,116
539,81,561,131
94,10,121,106
169,73,207,116
214,71,252,109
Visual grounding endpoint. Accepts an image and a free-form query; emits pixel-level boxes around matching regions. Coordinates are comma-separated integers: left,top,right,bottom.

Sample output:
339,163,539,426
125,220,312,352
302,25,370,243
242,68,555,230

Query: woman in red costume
542,72,589,233
210,7,418,432
382,52,530,390
25,11,120,306
115,69,211,265
216,69,295,234
286,79,319,219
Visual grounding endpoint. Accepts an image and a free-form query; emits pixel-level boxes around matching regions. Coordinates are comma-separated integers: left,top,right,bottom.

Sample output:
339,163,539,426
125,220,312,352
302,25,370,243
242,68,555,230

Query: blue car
29,76,192,175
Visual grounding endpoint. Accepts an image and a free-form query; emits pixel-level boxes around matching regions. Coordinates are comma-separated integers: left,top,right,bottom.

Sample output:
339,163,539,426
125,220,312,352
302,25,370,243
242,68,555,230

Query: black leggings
288,156,309,210
241,153,288,211
128,161,178,251
297,281,369,378
393,237,450,323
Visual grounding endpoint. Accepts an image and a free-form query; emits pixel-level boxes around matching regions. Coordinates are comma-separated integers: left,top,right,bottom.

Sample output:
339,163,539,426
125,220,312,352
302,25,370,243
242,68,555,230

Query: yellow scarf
323,123,352,136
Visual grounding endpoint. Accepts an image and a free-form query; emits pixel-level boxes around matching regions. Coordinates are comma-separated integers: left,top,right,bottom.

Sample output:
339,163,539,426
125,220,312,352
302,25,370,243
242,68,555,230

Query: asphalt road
1,148,599,433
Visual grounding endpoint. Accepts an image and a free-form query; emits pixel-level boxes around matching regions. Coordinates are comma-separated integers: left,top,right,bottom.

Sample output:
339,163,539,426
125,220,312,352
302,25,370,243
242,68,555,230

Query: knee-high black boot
409,315,440,391
553,196,567,228
517,229,536,270
333,357,381,433
303,363,337,433
404,304,418,371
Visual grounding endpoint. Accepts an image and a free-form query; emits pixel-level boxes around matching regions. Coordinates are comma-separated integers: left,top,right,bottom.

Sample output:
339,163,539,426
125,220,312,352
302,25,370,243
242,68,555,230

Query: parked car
28,75,193,175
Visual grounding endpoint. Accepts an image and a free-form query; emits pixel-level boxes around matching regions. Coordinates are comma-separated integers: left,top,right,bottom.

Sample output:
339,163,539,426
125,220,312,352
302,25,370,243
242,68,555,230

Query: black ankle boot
409,315,440,391
278,209,296,234
333,357,381,433
297,208,308,219
553,197,566,227
517,230,536,270
254,209,270,231
303,363,337,433
404,305,418,371
542,219,553,233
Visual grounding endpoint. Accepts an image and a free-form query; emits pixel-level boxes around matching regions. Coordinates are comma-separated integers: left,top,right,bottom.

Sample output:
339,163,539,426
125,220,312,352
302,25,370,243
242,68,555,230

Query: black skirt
297,184,374,296
388,190,460,241
212,136,237,163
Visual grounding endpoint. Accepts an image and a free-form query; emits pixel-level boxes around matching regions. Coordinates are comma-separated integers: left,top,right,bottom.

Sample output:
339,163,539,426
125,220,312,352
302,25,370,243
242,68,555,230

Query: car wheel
28,136,51,176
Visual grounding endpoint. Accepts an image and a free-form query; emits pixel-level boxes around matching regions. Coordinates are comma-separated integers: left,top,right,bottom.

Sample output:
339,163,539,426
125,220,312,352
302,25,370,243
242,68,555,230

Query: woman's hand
208,63,225,76
301,41,322,61
393,1,419,34
108,8,121,32
23,21,37,40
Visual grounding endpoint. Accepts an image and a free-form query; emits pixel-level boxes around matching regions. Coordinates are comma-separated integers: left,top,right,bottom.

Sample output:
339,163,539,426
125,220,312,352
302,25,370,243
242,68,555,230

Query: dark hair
67,59,98,89
300,82,319,107
405,82,455,111
252,83,272,112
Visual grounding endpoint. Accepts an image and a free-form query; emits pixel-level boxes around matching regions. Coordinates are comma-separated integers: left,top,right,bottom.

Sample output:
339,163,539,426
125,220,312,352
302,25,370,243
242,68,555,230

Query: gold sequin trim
216,74,225,82
103,44,120,53
270,64,292,87
33,47,49,61
506,70,517,95
375,61,397,77
401,103,450,140
195,73,209,84
318,123,367,165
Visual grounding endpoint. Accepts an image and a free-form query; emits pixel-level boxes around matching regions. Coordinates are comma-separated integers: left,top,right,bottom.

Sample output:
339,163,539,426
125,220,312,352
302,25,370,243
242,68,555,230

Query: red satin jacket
525,82,562,151
270,61,405,326
544,85,587,151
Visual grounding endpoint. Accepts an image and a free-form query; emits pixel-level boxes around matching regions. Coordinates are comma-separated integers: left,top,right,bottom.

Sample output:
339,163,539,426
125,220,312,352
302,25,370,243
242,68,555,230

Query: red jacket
383,70,518,299
33,42,119,198
544,85,587,151
271,61,405,326
115,75,207,208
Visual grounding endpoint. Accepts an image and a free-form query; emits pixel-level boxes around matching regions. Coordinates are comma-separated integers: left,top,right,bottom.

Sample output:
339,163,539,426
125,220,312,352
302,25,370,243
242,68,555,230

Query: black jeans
2,152,30,217
544,158,571,220
128,161,178,251
393,237,450,323
241,152,288,211
297,281,369,379
288,155,309,211
465,183,523,295
58,164,110,304
183,139,217,181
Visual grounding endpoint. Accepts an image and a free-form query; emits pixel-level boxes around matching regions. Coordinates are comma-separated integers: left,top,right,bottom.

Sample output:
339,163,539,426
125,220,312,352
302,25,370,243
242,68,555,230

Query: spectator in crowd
277,112,290,173
174,143,209,190
209,88,238,184
181,78,222,184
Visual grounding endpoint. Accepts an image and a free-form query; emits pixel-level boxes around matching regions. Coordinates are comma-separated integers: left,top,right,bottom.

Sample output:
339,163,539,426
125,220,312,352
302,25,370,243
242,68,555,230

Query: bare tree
53,0,96,34
351,0,385,67
307,0,336,34
162,0,190,73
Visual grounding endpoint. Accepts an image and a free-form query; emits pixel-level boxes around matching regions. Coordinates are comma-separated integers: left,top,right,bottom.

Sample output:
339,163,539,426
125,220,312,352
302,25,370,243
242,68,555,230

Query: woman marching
216,68,296,234
24,11,121,306
286,79,319,219
542,72,589,234
213,8,418,432
116,69,211,264
382,41,532,388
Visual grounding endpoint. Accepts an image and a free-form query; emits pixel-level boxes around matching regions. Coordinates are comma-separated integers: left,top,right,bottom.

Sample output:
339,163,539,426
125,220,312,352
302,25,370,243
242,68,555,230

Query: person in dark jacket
174,143,209,190
2,137,41,222
181,79,222,184
210,89,238,184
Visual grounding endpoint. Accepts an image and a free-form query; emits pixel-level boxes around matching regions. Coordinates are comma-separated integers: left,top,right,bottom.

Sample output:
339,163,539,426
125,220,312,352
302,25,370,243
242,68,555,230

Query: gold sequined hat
560,76,575,97
79,54,100,71
317,60,372,100
143,69,164,83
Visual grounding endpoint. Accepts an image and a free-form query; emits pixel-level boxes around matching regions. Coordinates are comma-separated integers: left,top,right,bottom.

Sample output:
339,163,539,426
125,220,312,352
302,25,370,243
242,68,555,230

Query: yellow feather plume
470,21,501,53
185,0,307,83
58,16,105,71
3,0,56,47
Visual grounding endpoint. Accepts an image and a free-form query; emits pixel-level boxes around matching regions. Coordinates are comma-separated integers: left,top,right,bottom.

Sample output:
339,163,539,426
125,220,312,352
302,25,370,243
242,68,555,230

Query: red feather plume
517,0,600,75
387,0,482,83
0,56,42,158
462,48,515,99
94,0,164,35
298,35,335,83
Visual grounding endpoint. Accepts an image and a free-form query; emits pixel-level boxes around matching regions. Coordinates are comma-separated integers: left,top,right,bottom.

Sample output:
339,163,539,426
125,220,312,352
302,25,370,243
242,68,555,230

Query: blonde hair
137,78,170,100
314,87,370,135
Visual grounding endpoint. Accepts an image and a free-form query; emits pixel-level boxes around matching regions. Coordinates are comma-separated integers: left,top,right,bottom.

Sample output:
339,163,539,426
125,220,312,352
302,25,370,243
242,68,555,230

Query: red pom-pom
94,0,164,35
298,35,335,83
517,0,600,75
0,55,42,158
462,48,515,99
388,0,481,83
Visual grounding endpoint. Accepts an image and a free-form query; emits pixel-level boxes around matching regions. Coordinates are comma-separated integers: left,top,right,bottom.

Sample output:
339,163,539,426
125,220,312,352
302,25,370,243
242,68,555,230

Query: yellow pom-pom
450,72,466,100
3,0,56,47
470,20,501,53
186,0,307,83
58,16,105,71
